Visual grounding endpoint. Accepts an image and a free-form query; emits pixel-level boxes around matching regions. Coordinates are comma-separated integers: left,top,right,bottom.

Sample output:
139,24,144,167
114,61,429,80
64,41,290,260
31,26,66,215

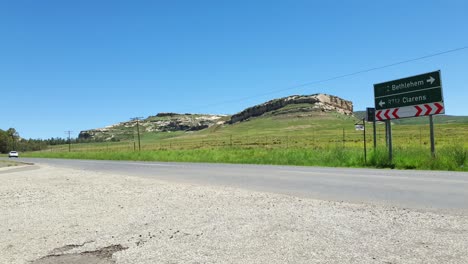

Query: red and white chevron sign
375,102,444,121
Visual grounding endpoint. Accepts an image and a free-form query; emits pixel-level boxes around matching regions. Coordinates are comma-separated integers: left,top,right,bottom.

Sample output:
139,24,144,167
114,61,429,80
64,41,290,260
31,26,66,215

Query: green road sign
374,71,443,110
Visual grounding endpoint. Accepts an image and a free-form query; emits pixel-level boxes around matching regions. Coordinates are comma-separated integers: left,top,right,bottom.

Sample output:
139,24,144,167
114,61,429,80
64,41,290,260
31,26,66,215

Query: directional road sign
374,70,444,121
366,107,375,122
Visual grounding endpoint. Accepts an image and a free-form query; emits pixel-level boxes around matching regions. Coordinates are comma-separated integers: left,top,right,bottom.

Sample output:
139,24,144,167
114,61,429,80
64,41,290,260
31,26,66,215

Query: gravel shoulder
0,160,23,169
1,165,467,264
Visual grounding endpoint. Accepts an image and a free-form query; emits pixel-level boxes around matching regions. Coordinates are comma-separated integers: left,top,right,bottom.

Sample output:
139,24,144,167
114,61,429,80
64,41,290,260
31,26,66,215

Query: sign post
355,119,367,164
374,70,444,120
366,107,376,149
429,115,435,157
386,120,392,161
363,118,367,164
374,70,444,160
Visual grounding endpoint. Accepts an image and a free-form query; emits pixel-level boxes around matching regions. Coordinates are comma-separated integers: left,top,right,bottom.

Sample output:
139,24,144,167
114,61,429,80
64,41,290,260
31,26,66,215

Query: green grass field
24,108,468,171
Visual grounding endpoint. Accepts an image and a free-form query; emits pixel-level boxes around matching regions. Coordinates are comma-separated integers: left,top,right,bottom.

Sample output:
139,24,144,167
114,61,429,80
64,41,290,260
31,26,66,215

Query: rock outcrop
229,94,353,124
144,113,225,132
78,93,353,141
78,113,226,141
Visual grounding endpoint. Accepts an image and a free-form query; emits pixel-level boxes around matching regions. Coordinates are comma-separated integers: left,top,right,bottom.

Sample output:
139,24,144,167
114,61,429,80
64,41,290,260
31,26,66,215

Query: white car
8,151,19,158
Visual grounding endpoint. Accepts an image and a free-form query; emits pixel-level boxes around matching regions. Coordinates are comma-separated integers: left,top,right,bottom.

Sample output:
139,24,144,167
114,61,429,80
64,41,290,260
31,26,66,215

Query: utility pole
65,131,73,152
133,131,136,151
130,117,143,151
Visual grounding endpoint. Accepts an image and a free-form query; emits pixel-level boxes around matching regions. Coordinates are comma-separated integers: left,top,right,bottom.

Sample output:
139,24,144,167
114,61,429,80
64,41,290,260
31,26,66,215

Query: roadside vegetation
21,110,468,171
0,127,102,153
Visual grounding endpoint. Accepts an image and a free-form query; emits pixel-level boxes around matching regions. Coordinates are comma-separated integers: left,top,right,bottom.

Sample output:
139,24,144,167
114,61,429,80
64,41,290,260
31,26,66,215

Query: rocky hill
79,94,353,141
79,113,226,141
229,93,353,123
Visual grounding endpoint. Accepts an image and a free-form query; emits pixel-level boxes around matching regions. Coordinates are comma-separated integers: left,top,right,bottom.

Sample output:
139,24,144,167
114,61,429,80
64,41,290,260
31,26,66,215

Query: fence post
342,128,345,148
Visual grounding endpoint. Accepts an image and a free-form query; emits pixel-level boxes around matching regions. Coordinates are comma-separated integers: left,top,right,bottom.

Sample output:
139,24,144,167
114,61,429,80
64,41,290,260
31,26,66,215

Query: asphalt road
5,157,468,211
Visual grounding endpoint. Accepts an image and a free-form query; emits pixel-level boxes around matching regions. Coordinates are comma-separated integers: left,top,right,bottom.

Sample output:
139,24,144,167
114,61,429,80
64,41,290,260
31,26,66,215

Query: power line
184,45,468,112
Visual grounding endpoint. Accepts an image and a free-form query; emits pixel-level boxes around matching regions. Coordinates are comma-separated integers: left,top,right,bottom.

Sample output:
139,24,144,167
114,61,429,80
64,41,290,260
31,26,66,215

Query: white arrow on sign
427,76,435,84
378,100,385,107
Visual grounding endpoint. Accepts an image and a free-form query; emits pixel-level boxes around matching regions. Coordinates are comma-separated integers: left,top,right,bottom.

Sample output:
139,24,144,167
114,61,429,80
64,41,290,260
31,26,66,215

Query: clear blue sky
1,0,467,139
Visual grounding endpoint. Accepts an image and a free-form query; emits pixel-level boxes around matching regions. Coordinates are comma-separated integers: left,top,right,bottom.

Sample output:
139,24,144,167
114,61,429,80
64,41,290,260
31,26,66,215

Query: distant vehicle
8,151,19,158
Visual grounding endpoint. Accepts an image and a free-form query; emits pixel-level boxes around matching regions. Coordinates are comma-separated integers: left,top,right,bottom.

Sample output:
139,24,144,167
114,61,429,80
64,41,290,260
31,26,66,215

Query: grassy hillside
26,104,468,171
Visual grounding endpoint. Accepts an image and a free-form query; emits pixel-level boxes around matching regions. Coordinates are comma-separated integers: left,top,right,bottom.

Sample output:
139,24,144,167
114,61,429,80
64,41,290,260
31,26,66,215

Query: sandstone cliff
79,113,226,141
229,93,353,124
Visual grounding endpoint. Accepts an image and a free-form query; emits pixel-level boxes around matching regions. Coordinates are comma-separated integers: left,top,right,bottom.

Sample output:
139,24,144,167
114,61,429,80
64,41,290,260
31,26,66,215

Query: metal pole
136,119,141,151
419,127,422,147
385,121,388,148
372,119,376,149
363,118,367,164
429,115,435,157
387,120,393,162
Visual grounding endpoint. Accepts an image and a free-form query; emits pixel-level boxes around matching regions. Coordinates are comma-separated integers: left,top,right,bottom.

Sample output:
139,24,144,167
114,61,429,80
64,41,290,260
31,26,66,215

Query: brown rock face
78,114,226,141
229,94,353,124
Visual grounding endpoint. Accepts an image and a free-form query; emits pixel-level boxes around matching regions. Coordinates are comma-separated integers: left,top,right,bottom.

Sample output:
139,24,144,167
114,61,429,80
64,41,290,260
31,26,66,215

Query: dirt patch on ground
32,245,127,264
0,160,21,168
284,125,312,131
0,159,34,169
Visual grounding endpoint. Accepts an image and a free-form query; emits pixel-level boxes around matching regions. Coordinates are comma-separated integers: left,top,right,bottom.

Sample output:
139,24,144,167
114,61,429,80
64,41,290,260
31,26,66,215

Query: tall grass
24,111,468,171
23,145,468,171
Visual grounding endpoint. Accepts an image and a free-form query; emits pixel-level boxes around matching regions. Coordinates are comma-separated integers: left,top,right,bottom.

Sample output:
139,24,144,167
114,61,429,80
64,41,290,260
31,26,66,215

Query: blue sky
1,0,467,139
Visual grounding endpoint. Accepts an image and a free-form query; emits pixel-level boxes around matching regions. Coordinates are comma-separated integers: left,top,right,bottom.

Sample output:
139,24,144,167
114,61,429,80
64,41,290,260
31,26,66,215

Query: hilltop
229,94,353,123
78,93,353,141
79,113,228,141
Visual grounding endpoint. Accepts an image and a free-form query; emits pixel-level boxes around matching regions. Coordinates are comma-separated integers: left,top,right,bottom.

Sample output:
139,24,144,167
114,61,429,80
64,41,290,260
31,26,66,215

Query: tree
0,130,8,153
6,128,19,150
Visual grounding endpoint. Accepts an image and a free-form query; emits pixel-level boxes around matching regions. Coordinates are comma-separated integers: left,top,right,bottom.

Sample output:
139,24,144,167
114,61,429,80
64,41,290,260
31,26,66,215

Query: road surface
2,158,468,263
7,157,468,211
